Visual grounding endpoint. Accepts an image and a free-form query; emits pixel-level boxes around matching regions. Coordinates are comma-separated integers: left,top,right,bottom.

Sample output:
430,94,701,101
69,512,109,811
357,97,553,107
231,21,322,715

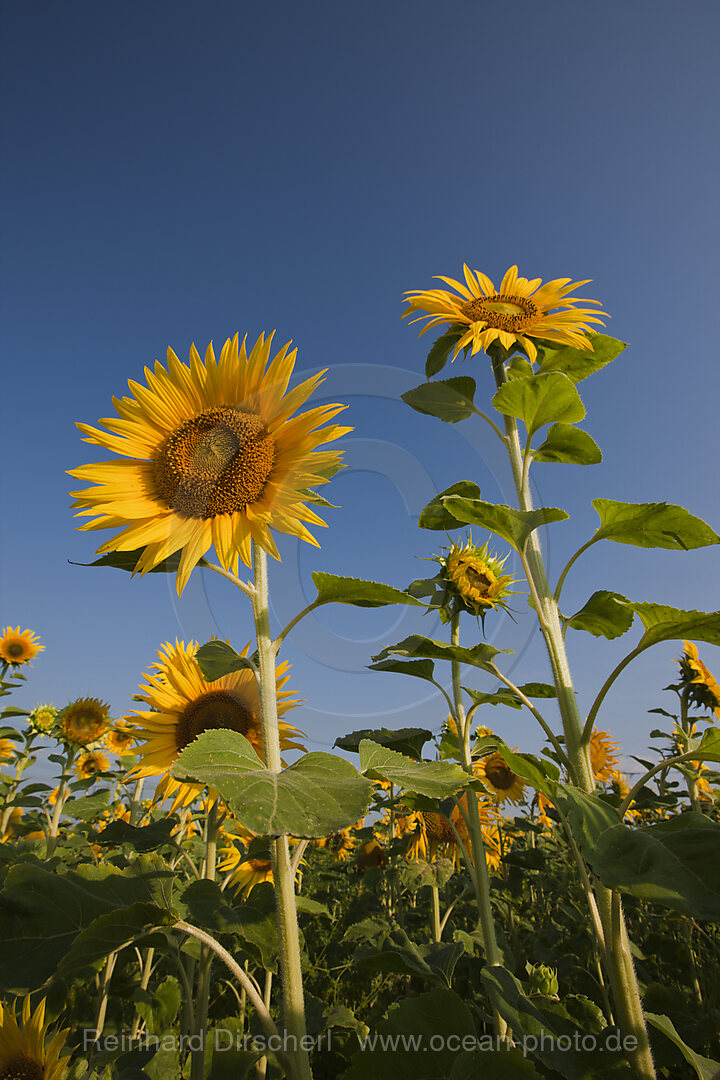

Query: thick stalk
430,885,441,943
489,352,655,1079
130,947,156,1039
253,546,312,1080
189,800,220,1080
93,952,118,1040
451,614,507,1041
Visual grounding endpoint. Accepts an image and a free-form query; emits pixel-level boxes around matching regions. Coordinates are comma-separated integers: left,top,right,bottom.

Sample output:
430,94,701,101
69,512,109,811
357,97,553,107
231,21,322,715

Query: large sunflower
126,640,304,810
0,995,70,1080
0,627,44,667
69,334,351,594
403,264,606,362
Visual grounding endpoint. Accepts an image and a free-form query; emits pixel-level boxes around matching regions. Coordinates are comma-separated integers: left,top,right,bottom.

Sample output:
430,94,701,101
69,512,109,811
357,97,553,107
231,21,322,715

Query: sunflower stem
489,348,656,1080
190,799,220,1080
253,545,312,1080
450,613,508,1041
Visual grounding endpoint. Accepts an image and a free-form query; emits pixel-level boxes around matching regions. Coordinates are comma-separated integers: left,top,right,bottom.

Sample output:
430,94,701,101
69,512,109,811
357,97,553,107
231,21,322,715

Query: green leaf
645,1013,720,1080
695,728,720,764
465,683,557,711
624,603,720,648
372,634,508,673
560,787,720,920
179,880,279,971
195,641,256,682
566,591,635,640
425,326,465,378
96,818,179,853
343,988,476,1080
492,372,585,435
70,550,211,573
450,1047,542,1078
173,731,374,837
368,657,437,684
334,726,433,760
311,572,423,608
417,481,482,531
537,333,628,383
401,377,477,423
494,746,560,799
442,496,569,552
533,423,602,465
354,935,464,989
57,903,171,978
358,740,469,798
591,499,719,550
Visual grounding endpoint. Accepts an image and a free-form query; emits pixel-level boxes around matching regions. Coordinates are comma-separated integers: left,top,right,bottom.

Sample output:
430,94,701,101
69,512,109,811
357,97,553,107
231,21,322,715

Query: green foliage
401,377,477,423
645,1013,720,1080
493,745,560,799
624,602,720,648
311,572,424,608
70,550,211,573
335,725,433,759
96,818,180,853
560,787,720,920
57,903,171,978
533,423,602,465
591,499,719,550
425,327,465,377
442,495,569,552
195,641,256,681
173,730,374,837
417,480,481,530
536,333,628,383
179,880,279,970
372,634,508,672
492,372,586,435
358,740,470,798
565,591,635,640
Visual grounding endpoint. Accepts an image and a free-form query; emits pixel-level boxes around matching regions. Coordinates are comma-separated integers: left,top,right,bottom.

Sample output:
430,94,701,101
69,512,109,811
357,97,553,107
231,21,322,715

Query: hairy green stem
489,350,655,1079
253,546,312,1080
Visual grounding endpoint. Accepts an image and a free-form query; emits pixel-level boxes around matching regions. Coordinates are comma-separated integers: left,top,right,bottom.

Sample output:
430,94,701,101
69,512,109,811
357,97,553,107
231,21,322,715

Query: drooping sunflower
75,750,111,780
404,264,607,363
316,827,357,862
589,728,621,782
355,838,387,870
0,995,70,1080
219,848,274,898
475,752,527,805
0,627,44,667
440,536,516,619
59,697,110,747
69,333,352,595
678,641,720,719
126,639,304,810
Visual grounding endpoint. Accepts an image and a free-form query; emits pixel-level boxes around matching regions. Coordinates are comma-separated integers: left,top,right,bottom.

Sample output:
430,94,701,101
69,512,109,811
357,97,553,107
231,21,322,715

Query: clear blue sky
2,0,719,768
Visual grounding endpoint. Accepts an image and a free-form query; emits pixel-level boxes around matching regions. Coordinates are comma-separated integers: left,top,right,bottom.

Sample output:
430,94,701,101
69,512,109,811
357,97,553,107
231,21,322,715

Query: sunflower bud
438,536,516,621
526,962,559,998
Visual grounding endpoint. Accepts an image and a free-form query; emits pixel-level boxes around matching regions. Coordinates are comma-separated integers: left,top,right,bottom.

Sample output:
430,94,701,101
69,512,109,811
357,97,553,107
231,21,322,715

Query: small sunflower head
75,750,111,780
28,704,59,735
0,627,44,667
476,751,527,805
106,721,137,755
677,641,720,719
589,728,621,782
59,697,111,747
526,963,559,998
436,536,516,621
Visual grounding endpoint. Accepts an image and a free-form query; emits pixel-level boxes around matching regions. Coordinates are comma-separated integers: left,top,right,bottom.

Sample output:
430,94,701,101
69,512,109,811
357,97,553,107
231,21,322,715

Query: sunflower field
2,268,720,1080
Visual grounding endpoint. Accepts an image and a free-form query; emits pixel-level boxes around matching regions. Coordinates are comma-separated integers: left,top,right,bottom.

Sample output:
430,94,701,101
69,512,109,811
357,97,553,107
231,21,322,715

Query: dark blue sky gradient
2,1,719,767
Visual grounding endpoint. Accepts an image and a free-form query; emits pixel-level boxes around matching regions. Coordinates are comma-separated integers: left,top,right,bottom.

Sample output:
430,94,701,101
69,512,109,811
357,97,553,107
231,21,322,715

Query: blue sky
2,0,719,768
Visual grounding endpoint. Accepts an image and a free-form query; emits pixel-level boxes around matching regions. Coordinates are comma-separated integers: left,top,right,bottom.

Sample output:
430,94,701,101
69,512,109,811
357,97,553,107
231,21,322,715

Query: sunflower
69,333,351,595
75,750,111,780
0,740,16,763
220,850,274,898
0,996,70,1080
356,838,386,870
105,720,137,755
475,752,526,805
59,698,110,747
441,536,515,619
28,705,58,735
126,639,304,810
589,728,621,782
0,627,44,667
403,264,607,363
678,641,720,719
